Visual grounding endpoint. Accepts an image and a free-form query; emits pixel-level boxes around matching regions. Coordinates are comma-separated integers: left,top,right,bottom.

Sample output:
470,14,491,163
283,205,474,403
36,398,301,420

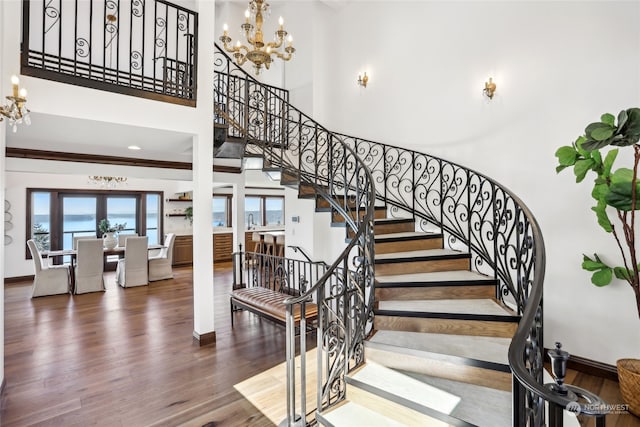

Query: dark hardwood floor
1,263,638,426
1,263,284,426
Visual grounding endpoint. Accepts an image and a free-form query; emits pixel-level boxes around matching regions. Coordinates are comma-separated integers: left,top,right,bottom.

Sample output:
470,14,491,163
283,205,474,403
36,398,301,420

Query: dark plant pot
617,358,640,417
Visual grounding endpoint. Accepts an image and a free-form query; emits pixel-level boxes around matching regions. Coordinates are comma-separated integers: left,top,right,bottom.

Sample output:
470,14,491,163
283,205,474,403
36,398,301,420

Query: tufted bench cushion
230,287,318,326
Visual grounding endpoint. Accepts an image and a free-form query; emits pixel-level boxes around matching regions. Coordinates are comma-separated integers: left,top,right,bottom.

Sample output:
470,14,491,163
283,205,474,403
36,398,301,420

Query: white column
191,0,215,344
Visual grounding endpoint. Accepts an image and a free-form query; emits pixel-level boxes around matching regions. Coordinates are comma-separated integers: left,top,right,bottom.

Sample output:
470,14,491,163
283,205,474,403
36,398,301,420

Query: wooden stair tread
376,299,517,318
375,248,467,261
367,330,510,366
375,270,495,286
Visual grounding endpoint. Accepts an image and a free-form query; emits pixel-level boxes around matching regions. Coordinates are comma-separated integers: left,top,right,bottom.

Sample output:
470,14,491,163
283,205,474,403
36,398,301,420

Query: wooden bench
230,287,318,329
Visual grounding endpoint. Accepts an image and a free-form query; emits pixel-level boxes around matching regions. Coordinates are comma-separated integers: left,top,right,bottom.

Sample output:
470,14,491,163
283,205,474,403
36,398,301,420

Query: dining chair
117,232,138,247
27,239,70,297
73,235,97,250
117,236,149,287
74,238,105,294
148,233,176,282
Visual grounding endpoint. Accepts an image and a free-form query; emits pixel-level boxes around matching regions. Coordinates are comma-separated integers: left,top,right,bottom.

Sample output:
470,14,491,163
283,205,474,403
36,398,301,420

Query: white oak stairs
315,207,519,426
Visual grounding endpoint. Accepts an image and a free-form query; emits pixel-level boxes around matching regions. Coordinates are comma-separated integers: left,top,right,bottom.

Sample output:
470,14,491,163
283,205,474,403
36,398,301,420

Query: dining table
42,244,165,291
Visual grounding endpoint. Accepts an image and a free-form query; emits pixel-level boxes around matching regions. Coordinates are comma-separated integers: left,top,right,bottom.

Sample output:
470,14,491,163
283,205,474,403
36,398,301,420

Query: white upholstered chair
116,236,149,287
118,232,138,247
27,239,70,297
73,235,96,249
74,238,105,294
148,233,176,282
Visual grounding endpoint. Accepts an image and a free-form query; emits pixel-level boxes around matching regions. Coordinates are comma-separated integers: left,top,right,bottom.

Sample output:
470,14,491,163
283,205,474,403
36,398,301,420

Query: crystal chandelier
88,176,128,189
1,75,31,133
219,0,295,75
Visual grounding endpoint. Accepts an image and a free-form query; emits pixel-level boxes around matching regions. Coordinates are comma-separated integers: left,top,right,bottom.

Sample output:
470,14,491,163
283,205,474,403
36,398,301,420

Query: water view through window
28,190,162,254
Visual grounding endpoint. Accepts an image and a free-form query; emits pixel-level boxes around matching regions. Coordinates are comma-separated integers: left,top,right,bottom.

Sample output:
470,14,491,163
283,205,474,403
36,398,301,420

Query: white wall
302,1,640,365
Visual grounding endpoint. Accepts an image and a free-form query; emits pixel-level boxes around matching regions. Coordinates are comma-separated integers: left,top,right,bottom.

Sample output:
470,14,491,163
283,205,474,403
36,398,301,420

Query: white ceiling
6,112,194,163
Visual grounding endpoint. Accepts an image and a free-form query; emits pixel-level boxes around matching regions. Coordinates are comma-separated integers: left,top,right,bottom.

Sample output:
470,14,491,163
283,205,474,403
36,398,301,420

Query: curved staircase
213,42,593,427
309,202,515,426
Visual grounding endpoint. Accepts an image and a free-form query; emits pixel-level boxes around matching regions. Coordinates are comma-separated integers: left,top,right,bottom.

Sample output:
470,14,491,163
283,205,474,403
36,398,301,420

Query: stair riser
298,184,316,198
316,196,357,209
365,347,512,392
375,237,443,254
375,285,496,301
374,315,517,338
375,258,470,276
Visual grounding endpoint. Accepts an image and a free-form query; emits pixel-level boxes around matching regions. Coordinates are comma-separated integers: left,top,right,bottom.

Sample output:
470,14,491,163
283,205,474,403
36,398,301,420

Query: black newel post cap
548,341,570,395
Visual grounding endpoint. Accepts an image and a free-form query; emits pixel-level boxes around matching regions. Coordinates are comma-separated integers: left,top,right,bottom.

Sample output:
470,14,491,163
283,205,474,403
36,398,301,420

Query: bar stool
276,234,285,257
263,234,275,258
252,232,264,254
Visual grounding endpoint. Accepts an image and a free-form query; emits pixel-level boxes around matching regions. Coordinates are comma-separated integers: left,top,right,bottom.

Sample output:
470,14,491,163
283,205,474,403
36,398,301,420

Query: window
265,197,284,226
244,195,284,228
31,192,51,251
26,188,163,258
212,195,231,227
245,196,263,228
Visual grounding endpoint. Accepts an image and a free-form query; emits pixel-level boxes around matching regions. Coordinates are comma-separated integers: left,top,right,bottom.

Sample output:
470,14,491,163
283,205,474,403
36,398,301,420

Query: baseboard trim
544,347,618,382
4,275,34,285
193,331,216,346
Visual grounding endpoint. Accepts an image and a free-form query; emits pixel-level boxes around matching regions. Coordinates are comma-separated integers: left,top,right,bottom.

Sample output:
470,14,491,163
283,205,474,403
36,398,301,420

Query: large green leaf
591,199,613,232
602,149,619,176
611,168,634,185
591,127,615,142
582,254,608,271
574,158,595,182
601,113,615,126
614,267,632,281
622,108,640,138
555,146,578,167
604,180,640,211
591,268,613,286
582,138,614,151
617,109,629,131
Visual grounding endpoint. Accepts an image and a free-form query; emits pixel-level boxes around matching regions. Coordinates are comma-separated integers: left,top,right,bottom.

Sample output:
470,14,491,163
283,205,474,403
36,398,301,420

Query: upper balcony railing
20,0,198,106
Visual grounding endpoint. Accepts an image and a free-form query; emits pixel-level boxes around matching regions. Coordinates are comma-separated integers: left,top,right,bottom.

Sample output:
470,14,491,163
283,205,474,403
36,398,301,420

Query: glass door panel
62,196,98,264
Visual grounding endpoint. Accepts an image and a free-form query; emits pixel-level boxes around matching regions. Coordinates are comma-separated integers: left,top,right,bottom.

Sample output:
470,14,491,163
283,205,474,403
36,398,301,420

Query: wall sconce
483,77,497,100
357,72,369,88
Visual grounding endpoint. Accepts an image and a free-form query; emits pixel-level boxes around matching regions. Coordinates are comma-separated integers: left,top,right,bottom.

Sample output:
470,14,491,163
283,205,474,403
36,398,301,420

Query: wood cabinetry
213,233,233,262
173,235,193,266
172,233,233,266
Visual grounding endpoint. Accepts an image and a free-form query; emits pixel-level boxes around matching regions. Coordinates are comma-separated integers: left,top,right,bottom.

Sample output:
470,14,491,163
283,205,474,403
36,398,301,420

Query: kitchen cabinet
171,233,233,266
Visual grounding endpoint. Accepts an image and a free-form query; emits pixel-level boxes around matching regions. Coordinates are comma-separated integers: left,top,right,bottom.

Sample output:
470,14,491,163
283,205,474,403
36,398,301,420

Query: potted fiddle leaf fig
555,107,640,416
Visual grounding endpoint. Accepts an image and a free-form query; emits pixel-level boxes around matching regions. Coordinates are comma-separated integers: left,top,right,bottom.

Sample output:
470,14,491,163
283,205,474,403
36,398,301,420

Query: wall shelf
166,198,192,202
166,213,188,217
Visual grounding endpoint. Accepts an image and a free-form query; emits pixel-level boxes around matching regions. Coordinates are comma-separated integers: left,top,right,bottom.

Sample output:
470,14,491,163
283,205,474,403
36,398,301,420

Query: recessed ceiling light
128,145,141,150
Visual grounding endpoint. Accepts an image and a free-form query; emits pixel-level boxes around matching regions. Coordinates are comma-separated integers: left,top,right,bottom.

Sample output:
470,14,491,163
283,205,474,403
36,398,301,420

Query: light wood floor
1,262,286,426
1,263,638,426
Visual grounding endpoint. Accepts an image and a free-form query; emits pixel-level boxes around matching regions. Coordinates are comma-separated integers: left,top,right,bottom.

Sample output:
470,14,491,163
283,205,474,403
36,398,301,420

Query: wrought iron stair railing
214,45,376,425
214,43,607,426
